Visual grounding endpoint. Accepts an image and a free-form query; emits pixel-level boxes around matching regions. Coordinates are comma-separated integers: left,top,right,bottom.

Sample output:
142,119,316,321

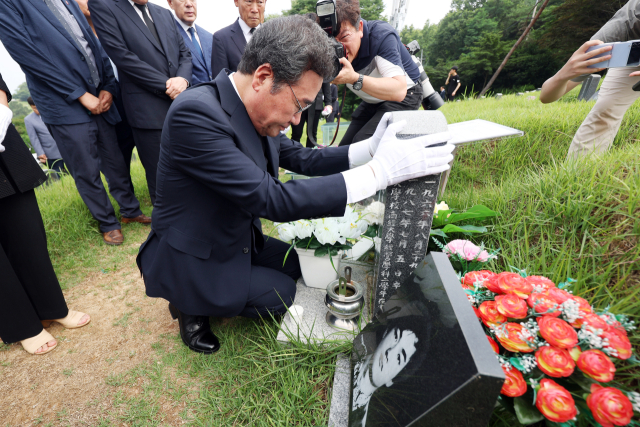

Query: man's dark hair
451,66,459,71
336,0,361,32
27,96,35,106
238,16,335,93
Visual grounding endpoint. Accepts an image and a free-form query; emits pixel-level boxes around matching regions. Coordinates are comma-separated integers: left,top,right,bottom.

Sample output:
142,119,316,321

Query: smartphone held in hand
588,40,640,68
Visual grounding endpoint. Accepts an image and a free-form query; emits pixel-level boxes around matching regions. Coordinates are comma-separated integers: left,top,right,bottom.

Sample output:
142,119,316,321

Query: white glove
348,112,394,167
0,104,13,153
368,120,455,191
321,106,333,117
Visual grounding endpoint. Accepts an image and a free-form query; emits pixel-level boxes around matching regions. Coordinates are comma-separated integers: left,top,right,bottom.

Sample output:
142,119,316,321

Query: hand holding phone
587,40,640,68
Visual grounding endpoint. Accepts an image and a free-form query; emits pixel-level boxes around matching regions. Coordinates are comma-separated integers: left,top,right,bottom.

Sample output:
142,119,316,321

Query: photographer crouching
137,16,454,354
328,0,423,147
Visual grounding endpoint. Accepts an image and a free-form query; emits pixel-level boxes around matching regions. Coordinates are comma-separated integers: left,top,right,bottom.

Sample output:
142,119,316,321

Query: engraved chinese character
396,255,405,263
414,240,423,250
379,290,387,298
422,189,432,197
389,212,398,219
398,240,407,249
400,219,411,228
381,270,390,278
395,271,402,277
410,263,418,269
417,220,430,229
401,210,414,216
392,281,401,289
405,188,416,196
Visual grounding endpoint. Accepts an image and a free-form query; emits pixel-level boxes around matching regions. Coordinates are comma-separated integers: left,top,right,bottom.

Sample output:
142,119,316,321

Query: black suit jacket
0,75,46,199
211,19,246,78
137,70,350,316
89,0,192,130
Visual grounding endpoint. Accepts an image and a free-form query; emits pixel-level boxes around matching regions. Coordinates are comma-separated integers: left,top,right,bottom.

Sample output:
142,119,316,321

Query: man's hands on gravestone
166,77,189,100
368,121,455,191
0,103,14,152
348,113,393,167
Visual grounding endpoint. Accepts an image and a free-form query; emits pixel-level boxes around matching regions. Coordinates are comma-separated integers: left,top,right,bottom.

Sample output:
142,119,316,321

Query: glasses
288,84,313,115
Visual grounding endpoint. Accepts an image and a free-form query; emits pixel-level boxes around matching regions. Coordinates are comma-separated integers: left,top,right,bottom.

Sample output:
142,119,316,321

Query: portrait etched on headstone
349,253,505,427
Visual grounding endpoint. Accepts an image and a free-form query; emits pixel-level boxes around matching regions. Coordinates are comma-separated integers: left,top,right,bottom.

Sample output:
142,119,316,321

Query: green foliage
9,100,30,117
13,82,30,102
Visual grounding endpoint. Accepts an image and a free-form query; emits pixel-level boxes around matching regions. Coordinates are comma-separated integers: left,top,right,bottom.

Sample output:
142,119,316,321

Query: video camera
316,0,346,82
405,41,444,111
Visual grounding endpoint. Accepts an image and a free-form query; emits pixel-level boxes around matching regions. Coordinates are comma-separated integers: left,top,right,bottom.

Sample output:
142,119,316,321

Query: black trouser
338,85,423,147
131,128,161,206
114,94,136,190
0,190,68,343
47,115,143,232
238,238,301,319
291,109,322,148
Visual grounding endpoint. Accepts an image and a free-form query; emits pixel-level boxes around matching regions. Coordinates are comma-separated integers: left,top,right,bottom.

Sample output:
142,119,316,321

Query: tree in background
13,82,30,102
540,0,625,61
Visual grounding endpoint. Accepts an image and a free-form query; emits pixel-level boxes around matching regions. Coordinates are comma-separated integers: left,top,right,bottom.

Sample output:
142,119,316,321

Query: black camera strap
328,85,347,146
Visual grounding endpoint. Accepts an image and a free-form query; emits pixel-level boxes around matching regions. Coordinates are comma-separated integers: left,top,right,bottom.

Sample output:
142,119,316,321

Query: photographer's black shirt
448,75,460,95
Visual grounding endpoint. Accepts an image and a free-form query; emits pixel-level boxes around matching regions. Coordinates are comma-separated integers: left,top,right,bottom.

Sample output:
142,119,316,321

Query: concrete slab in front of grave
276,260,376,345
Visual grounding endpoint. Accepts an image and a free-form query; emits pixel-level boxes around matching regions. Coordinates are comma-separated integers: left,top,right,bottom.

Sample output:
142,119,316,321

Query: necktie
135,4,161,46
188,27,205,64
43,0,101,88
250,27,256,35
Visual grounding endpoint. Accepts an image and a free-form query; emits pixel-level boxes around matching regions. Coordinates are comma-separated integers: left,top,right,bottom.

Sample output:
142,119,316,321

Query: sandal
21,330,57,355
42,310,91,329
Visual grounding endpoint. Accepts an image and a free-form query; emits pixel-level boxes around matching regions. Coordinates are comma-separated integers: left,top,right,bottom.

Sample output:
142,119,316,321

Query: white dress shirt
228,73,377,204
237,17,260,43
173,12,202,47
128,0,153,22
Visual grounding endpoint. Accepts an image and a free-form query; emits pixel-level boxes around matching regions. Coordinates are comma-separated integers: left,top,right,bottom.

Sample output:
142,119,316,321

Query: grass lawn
1,89,638,426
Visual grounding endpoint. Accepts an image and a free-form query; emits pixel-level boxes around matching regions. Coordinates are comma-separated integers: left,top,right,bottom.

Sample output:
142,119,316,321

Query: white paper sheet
447,119,524,145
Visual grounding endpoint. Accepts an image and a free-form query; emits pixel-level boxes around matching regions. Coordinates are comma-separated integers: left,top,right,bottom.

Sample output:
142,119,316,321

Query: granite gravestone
577,74,601,101
348,253,504,427
373,111,448,315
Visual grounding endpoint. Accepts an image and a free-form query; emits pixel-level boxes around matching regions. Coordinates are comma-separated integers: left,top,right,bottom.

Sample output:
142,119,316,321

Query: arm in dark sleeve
322,82,331,107
167,97,347,222
331,85,338,104
89,0,171,96
211,32,230,79
66,0,118,96
172,16,193,83
276,133,350,176
0,3,87,103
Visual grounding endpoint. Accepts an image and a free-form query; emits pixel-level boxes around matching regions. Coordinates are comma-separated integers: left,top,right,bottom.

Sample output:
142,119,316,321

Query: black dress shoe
168,303,220,354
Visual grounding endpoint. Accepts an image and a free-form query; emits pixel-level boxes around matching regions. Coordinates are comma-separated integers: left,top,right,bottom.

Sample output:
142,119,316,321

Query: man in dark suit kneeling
137,16,456,354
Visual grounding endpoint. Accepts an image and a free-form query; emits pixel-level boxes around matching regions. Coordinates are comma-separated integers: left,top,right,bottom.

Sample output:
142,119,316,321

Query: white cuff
341,165,378,204
348,139,373,168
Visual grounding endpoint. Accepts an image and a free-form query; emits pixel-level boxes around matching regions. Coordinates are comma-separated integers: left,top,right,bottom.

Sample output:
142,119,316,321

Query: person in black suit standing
89,0,192,206
211,0,266,78
137,16,455,354
0,73,91,355
326,83,340,123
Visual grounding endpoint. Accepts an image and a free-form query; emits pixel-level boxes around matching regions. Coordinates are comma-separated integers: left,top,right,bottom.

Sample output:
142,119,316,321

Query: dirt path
0,251,183,426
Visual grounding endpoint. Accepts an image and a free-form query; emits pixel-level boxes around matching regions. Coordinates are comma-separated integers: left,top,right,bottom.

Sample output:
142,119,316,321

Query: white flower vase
295,247,341,289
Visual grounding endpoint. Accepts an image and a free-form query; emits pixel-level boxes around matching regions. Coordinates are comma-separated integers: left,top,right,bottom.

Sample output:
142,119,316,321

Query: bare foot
35,340,57,354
